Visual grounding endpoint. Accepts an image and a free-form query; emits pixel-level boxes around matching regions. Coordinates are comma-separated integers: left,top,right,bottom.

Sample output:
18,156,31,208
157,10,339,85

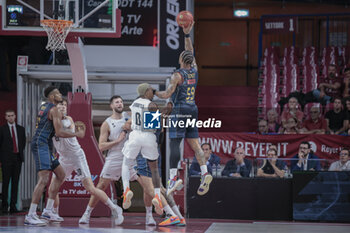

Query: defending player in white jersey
42,99,123,225
79,95,157,225
121,83,163,214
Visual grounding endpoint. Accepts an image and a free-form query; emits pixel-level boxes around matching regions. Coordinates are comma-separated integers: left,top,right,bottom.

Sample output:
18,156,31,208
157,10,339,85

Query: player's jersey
105,112,129,156
130,98,151,132
32,102,56,148
171,67,198,105
52,118,81,155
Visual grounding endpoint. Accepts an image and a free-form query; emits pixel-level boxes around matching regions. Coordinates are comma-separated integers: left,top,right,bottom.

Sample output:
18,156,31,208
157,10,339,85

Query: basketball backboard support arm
66,38,88,92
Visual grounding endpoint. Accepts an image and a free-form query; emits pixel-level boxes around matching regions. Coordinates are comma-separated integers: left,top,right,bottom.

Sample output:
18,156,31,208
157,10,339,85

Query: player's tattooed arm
183,21,197,69
98,121,126,152
51,107,85,138
155,73,181,99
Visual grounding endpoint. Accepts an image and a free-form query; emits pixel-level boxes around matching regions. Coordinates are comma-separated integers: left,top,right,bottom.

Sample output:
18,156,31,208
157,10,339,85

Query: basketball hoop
41,19,73,52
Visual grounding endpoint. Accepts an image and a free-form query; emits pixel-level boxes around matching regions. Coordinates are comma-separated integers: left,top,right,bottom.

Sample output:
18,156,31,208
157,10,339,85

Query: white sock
169,168,178,180
172,205,184,219
29,203,37,215
154,188,161,197
105,198,117,210
122,157,131,192
200,165,208,175
85,205,94,214
163,205,176,217
145,206,152,215
45,198,55,210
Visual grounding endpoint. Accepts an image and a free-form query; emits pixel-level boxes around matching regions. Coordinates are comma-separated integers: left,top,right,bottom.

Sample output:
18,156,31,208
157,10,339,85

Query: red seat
302,64,319,93
302,46,318,66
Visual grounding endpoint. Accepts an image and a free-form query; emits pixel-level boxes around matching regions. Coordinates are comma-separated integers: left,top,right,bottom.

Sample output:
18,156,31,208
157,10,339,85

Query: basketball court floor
0,213,350,233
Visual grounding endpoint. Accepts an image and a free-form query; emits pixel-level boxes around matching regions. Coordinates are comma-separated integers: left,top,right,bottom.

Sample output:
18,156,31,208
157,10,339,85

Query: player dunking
42,99,123,224
25,86,85,226
155,22,213,196
121,83,163,214
79,95,156,225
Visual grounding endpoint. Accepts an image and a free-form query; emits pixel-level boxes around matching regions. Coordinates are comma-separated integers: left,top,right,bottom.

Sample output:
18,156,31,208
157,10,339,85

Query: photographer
291,141,321,172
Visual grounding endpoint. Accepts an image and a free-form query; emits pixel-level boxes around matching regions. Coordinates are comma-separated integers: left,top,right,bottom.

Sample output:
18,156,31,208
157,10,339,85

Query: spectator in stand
345,97,350,135
221,148,252,178
300,106,327,134
189,143,220,176
291,141,321,172
257,119,269,135
281,97,304,128
342,68,350,98
257,148,287,178
329,148,350,171
279,117,299,134
312,64,342,105
266,109,280,133
325,97,348,135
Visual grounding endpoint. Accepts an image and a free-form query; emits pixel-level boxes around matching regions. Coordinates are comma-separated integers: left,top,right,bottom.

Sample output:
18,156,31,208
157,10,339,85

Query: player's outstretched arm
98,121,126,152
155,73,181,99
51,107,85,138
183,22,197,69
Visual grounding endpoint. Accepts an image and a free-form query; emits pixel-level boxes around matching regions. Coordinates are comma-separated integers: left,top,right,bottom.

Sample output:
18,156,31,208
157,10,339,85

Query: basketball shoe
151,194,163,215
166,176,183,196
177,218,186,226
79,211,90,224
159,215,180,226
197,172,212,195
24,213,47,226
41,208,64,222
112,205,124,225
122,187,133,209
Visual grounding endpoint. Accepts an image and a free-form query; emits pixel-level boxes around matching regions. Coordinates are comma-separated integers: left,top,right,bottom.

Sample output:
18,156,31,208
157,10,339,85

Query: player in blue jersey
155,22,212,196
24,86,85,226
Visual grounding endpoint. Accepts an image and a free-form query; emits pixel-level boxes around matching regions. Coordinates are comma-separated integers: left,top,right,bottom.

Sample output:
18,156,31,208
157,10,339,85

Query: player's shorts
122,131,159,161
136,150,162,178
100,154,138,181
58,148,91,181
169,104,199,139
31,141,60,172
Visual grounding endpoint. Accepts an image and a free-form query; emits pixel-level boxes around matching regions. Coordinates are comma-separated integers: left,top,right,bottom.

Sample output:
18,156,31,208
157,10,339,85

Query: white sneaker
41,208,64,222
113,205,124,225
79,212,90,224
24,213,47,226
52,209,64,222
145,214,156,225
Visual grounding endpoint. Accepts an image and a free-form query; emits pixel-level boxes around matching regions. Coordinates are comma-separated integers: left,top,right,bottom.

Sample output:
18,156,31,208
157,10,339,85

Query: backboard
0,0,121,38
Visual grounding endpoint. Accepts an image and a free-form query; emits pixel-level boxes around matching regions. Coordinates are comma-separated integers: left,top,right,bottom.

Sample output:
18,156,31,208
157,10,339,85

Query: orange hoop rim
41,19,73,27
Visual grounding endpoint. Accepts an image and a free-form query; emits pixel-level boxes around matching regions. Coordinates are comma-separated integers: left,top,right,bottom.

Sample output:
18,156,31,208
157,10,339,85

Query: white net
41,19,74,52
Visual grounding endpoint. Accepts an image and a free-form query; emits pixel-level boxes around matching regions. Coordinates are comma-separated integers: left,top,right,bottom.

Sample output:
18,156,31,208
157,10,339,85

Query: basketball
176,11,193,28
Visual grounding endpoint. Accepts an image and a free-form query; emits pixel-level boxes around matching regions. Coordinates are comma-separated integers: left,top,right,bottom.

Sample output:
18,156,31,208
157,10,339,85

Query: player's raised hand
183,21,194,35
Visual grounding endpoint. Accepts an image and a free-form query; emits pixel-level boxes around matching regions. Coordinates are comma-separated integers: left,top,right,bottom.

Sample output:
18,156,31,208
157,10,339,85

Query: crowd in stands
258,47,350,135
189,143,350,178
